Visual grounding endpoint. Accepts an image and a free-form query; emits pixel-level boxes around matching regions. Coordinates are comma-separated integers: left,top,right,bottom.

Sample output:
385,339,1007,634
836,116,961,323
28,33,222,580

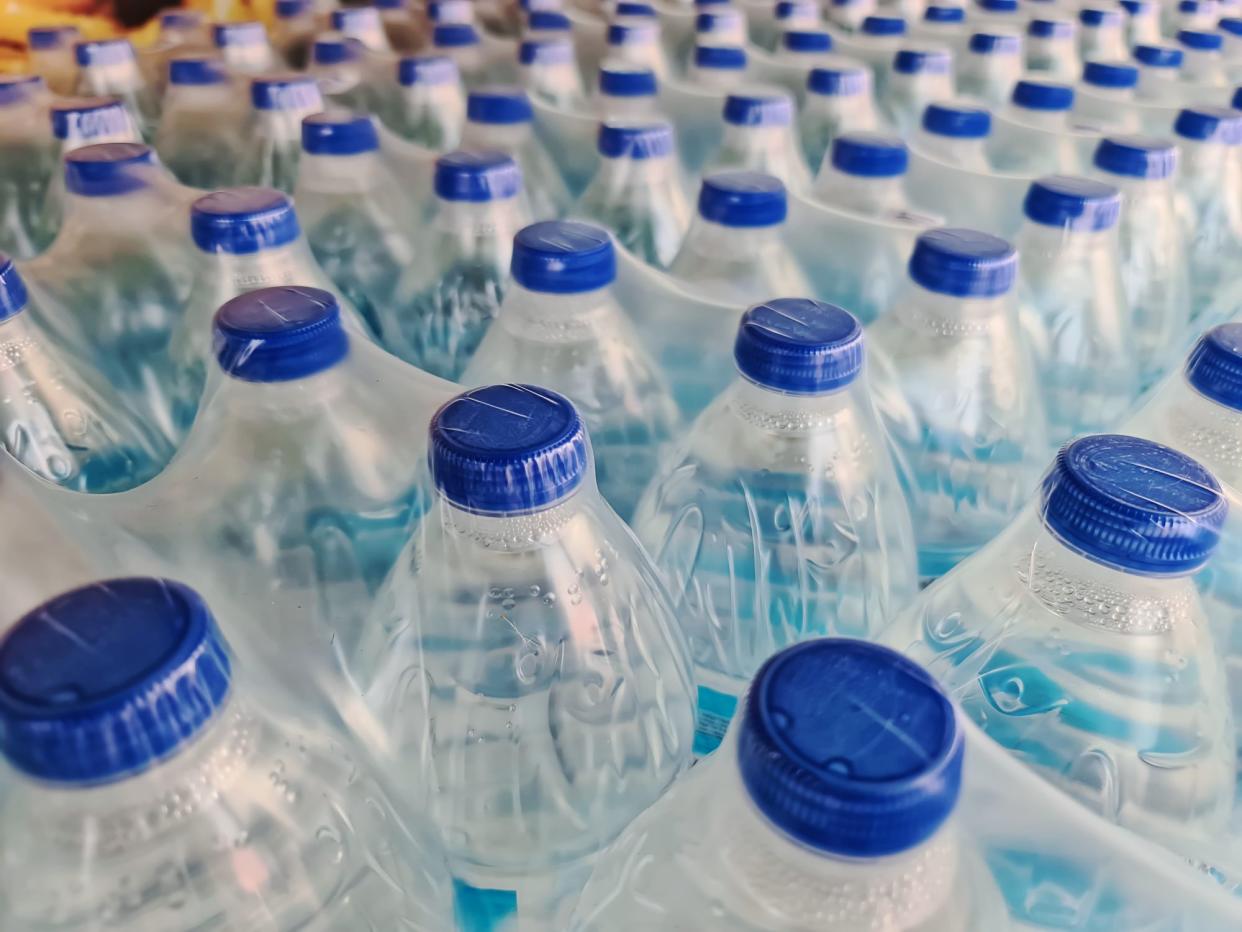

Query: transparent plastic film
155,62,252,192
0,75,54,260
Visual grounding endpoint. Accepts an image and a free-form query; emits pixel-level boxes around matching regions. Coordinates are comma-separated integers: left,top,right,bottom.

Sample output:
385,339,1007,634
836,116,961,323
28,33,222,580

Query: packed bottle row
1,0,1242,928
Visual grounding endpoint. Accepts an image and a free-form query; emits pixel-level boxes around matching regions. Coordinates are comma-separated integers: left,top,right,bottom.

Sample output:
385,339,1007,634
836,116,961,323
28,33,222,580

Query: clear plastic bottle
73,39,160,141
295,112,418,343
668,170,812,303
1092,135,1189,388
974,0,1023,30
1133,44,1184,103
272,0,317,69
595,59,660,120
332,5,393,52
884,46,954,135
0,577,456,931
26,25,80,96
391,55,466,150
959,31,1022,105
0,254,171,491
1174,0,1221,31
309,34,390,114
915,100,992,170
1015,175,1137,447
1026,18,1080,79
814,131,910,219
571,639,1009,931
462,85,572,219
0,75,52,258
386,150,531,379
884,434,1234,849
146,11,209,89
917,4,966,40
632,300,918,754
780,28,835,64
772,0,823,52
1075,60,1141,133
155,56,245,191
519,37,586,108
867,227,1047,581
1006,77,1075,130
238,73,323,194
1177,29,1228,86
575,120,692,270
605,18,671,79
695,7,749,50
352,383,695,929
376,0,425,52
462,221,681,519
212,21,276,75
525,9,574,41
1077,7,1126,61
431,23,489,88
707,87,812,191
829,0,878,33
1119,0,1161,46
799,58,879,173
688,44,749,91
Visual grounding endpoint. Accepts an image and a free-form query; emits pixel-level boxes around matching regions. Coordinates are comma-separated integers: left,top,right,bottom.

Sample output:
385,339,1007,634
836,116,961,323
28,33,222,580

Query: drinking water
915,101,992,171
606,18,671,79
814,132,911,219
799,59,879,174
1078,7,1127,61
392,55,467,150
829,0,877,32
0,75,52,259
1177,29,1228,86
1133,44,1184,103
239,73,324,194
1026,18,1081,79
1120,0,1161,45
884,47,954,136
1007,78,1076,131
213,20,277,74
309,34,391,114
688,45,749,91
432,23,489,87
707,88,812,191
959,32,1022,105
73,39,159,142
1075,60,1141,133
520,37,586,108
631,299,918,755
155,56,245,191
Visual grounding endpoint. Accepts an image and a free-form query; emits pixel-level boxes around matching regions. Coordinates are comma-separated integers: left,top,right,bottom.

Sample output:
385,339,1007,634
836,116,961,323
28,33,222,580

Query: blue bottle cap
1179,29,1223,50
1178,0,1210,9
430,384,589,514
28,25,79,51
697,9,744,34
922,102,991,138
250,73,322,111
191,187,301,254
434,23,481,47
1029,18,1074,37
528,9,572,30
776,0,816,20
783,30,833,52
831,132,908,177
1119,0,1151,12
807,63,868,96
275,0,312,18
302,111,380,156
1082,60,1138,89
734,298,863,394
0,254,29,323
1093,135,1176,179
1079,6,1121,25
168,55,227,86
64,142,155,197
214,286,348,382
49,96,132,142
909,227,1016,297
924,5,966,22
430,0,473,22
511,220,616,293
969,31,1020,54
893,48,952,74
467,85,533,124
737,639,963,858
376,0,408,8
522,37,575,65
599,61,658,97
332,7,382,32
608,21,659,45
1222,17,1242,35
1012,79,1074,111
0,74,44,107
75,38,134,67
313,35,364,66
213,21,266,47
1187,324,1242,410
1234,86,1242,109
697,171,787,227
1023,175,1120,232
616,2,657,15
0,579,232,785
1134,44,1183,67
598,120,674,158
724,90,793,126
398,55,459,86
977,0,1018,11
695,44,747,69
1041,435,1226,575
1176,106,1242,143
861,15,906,35
161,10,203,30
434,149,523,201
696,0,730,6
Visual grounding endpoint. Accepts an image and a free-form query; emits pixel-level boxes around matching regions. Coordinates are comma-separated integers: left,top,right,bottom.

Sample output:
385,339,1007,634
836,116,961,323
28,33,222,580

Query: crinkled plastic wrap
531,93,603,195
72,39,161,142
905,146,1033,239
388,54,468,151
987,109,1100,176
0,577,456,931
236,73,324,195
153,61,250,191
0,76,54,259
349,383,696,928
882,433,1242,886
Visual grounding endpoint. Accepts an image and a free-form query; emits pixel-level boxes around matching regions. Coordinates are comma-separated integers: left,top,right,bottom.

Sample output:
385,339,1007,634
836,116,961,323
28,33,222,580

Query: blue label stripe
693,684,739,756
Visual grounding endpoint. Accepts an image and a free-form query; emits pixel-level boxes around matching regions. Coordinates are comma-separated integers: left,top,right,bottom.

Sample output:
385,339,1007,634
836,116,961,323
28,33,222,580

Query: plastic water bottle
606,18,671,79
1016,176,1137,447
668,171,812,303
295,112,417,342
695,7,748,50
332,5,393,52
707,88,812,191
309,35,384,113
0,255,170,491
432,23,489,87
238,73,323,194
21,143,191,446
595,59,660,119
632,300,918,754
519,37,586,108
272,0,317,68
1076,60,1140,133
157,9,207,48
26,25,80,96
391,55,466,149
461,221,681,519
431,0,477,25
74,39,159,141
571,639,1009,930
852,15,908,74
352,383,695,928
799,59,878,174
688,45,749,91
959,31,1022,105
0,577,456,931
1092,135,1189,388
1026,18,1081,79
1133,44,1184,103
829,0,877,33
387,151,531,379
975,0,1023,29
1007,78,1075,130
917,4,966,39
1223,17,1242,64
213,20,276,75
867,228,1047,581
1077,7,1126,61
1177,29,1228,86
463,85,572,219
525,9,574,40
576,121,692,270
813,132,910,219
1175,0,1220,31
915,101,992,170
884,47,954,135
1173,107,1242,326
885,434,1234,846
772,0,822,51
155,56,244,191
0,76,52,259
1119,0,1161,45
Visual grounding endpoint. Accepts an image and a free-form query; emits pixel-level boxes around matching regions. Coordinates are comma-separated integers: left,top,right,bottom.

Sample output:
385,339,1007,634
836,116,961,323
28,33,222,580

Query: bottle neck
682,215,783,258
1007,105,1070,130
193,240,318,297
1181,46,1224,80
496,281,616,341
297,150,386,193
1136,64,1179,99
463,119,531,149
164,83,235,111
964,51,1020,81
814,166,906,217
894,280,1014,333
914,132,991,169
688,65,745,92
222,43,275,72
728,375,859,434
78,60,143,94
888,70,954,99
434,194,527,238
593,152,679,188
436,489,586,552
1017,219,1117,261
256,107,317,142
61,186,164,226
